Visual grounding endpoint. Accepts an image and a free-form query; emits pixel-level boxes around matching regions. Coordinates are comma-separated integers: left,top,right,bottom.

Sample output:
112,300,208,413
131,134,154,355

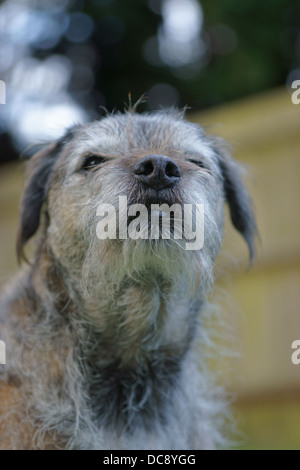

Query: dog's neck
30,246,201,432
33,247,200,364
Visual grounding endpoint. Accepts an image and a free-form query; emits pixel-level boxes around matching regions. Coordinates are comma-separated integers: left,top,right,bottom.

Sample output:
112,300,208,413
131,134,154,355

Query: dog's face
17,111,256,295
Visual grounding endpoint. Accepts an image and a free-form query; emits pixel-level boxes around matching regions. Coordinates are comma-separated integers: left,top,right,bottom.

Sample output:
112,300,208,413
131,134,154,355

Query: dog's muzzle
133,154,181,191
126,154,182,233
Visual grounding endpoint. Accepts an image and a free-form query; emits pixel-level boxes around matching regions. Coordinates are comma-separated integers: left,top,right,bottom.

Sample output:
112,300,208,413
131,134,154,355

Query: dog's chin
111,233,200,290
84,212,207,297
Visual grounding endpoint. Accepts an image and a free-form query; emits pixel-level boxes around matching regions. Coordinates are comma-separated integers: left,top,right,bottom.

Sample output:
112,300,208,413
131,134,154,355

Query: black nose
133,154,181,190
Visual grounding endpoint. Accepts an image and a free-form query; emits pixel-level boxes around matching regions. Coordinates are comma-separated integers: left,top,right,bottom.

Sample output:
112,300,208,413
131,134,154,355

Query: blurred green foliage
0,0,299,161
82,0,299,110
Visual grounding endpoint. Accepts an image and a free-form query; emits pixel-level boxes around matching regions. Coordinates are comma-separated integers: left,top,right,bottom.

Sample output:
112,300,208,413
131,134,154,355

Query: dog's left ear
215,143,257,263
16,141,60,263
16,128,77,263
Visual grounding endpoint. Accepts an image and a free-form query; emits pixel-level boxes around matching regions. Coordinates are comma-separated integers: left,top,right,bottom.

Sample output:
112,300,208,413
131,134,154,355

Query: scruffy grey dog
0,109,256,449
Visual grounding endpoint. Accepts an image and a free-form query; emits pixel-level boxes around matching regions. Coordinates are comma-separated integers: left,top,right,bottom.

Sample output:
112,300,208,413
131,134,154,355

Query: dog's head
17,110,256,292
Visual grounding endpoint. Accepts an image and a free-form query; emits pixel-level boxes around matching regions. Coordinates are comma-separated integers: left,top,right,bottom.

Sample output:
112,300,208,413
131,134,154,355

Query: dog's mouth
95,186,192,243
95,186,204,250
128,186,180,204
126,208,177,237
126,188,182,238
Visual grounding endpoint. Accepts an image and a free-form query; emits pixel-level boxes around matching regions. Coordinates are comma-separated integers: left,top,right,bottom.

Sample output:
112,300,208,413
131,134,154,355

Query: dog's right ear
212,138,258,264
16,141,61,263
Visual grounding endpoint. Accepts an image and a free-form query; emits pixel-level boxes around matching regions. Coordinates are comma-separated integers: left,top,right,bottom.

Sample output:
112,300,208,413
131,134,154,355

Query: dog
0,108,256,449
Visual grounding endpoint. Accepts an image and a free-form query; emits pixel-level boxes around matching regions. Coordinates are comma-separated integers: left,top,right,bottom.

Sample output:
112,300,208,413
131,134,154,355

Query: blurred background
0,0,299,449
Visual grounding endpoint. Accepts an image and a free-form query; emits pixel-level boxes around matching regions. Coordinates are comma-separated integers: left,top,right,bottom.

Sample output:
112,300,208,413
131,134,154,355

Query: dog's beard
80,208,220,306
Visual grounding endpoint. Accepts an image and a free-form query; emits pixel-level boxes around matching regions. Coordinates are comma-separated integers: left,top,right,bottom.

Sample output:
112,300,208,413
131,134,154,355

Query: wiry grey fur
0,109,256,449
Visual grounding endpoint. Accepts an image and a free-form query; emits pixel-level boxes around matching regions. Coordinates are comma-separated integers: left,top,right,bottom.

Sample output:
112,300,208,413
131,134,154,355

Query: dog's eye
81,155,107,171
188,159,205,169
